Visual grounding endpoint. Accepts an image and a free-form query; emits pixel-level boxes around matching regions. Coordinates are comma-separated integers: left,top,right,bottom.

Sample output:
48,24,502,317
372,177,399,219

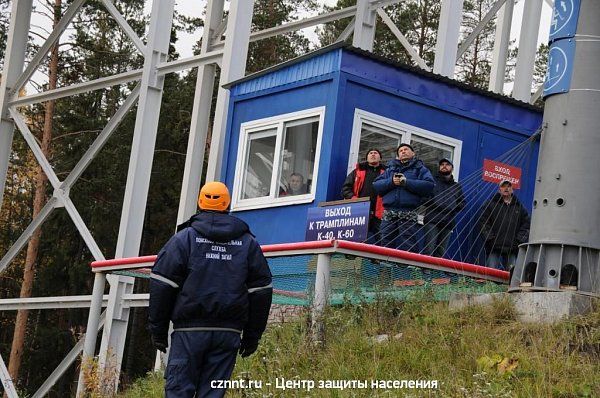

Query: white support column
0,0,33,212
489,0,514,93
377,9,430,70
101,0,175,390
311,253,331,342
115,0,175,258
9,0,86,97
177,0,225,224
352,0,377,51
97,274,134,393
433,0,464,77
513,0,543,102
457,0,508,59
77,273,106,397
10,108,106,260
205,0,255,183
0,352,18,398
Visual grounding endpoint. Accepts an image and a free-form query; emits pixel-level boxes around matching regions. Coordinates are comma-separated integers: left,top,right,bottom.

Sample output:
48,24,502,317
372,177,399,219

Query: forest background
0,0,549,395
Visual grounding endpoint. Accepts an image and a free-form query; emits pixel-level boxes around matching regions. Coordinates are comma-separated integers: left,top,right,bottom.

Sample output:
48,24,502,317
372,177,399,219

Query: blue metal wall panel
222,47,543,247
224,77,341,245
230,50,341,97
333,75,541,202
340,51,542,134
332,78,541,264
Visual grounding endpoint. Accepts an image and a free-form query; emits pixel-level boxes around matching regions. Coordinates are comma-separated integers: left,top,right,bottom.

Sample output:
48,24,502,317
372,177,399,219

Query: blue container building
220,43,543,267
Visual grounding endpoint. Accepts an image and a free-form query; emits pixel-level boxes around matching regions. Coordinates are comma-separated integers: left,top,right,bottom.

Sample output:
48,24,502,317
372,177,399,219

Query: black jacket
341,162,386,213
424,174,465,228
479,194,530,254
148,211,273,342
341,162,386,198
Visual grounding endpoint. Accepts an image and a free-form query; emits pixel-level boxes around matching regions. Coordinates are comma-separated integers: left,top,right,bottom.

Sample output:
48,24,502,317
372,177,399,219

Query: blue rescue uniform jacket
373,158,435,211
148,211,273,342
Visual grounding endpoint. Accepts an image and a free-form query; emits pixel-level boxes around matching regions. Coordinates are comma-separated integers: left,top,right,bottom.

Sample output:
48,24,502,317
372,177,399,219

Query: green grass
120,296,600,397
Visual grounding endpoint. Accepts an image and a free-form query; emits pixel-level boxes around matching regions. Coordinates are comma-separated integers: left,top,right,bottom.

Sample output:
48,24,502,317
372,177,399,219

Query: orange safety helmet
198,181,231,212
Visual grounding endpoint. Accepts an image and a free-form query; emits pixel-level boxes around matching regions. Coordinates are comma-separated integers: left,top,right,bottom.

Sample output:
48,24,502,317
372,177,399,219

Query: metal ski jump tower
510,0,600,295
0,0,563,396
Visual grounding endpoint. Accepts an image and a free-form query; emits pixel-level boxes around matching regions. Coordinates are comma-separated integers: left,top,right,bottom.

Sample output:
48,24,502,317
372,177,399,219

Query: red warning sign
482,159,522,189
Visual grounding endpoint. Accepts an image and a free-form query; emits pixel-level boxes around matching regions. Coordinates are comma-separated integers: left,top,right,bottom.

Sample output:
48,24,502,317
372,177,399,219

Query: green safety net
114,253,506,306
267,254,506,306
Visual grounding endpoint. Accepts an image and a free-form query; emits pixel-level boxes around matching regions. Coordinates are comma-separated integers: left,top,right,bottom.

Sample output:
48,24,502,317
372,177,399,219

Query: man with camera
373,143,435,251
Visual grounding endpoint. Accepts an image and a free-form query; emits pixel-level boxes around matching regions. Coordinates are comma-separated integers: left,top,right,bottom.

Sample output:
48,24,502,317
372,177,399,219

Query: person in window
148,182,273,398
341,148,386,243
282,172,308,196
373,143,435,251
423,158,465,257
479,180,530,271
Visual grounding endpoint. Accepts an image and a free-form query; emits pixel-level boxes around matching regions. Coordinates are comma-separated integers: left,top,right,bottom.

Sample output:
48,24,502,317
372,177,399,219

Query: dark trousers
485,251,517,272
365,217,381,244
423,224,452,258
379,219,419,251
165,331,241,398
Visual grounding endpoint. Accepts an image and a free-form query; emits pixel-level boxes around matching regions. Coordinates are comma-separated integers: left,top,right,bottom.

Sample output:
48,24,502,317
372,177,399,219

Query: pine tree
532,43,549,92
247,0,319,73
319,0,441,67
1,0,150,392
0,0,11,68
455,0,498,88
8,0,62,385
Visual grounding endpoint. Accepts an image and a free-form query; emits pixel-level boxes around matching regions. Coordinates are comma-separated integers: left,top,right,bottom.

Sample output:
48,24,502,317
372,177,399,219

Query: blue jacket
148,211,273,342
373,158,435,211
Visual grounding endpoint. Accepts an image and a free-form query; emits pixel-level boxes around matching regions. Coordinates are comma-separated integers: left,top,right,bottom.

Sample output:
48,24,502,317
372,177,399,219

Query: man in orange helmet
148,181,273,398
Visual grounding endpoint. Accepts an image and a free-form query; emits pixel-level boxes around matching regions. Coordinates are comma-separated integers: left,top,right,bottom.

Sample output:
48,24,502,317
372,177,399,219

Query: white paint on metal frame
0,353,18,398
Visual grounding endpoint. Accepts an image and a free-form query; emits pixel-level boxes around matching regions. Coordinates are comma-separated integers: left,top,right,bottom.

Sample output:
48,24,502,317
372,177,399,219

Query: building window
233,107,325,210
357,122,403,163
409,134,455,176
241,130,277,200
349,109,462,179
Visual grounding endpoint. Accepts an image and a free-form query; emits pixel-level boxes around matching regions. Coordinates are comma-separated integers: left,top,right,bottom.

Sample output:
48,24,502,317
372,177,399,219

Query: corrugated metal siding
230,50,341,96
223,46,543,246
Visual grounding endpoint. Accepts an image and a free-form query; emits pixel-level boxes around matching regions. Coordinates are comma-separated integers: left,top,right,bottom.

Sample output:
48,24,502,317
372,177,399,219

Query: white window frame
231,107,325,211
348,109,463,180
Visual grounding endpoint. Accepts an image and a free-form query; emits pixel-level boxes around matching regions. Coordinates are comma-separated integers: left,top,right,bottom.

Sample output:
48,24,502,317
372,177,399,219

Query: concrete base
449,291,599,323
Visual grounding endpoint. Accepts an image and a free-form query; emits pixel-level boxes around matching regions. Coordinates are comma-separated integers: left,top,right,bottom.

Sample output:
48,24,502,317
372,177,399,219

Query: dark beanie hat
397,143,414,153
439,157,453,166
365,148,382,160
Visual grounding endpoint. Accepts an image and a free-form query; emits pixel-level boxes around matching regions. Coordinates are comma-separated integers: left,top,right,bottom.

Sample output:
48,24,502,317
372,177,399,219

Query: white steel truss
0,0,549,395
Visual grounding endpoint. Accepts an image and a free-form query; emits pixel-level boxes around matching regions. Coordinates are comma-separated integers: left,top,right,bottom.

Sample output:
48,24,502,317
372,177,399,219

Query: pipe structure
511,0,600,295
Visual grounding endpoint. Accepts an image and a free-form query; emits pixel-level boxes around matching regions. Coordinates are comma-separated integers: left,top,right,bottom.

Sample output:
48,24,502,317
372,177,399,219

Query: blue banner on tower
549,0,581,42
543,39,576,97
305,201,370,242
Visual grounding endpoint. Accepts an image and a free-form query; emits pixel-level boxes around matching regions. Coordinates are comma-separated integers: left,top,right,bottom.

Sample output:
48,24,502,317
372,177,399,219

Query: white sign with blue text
305,201,370,242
